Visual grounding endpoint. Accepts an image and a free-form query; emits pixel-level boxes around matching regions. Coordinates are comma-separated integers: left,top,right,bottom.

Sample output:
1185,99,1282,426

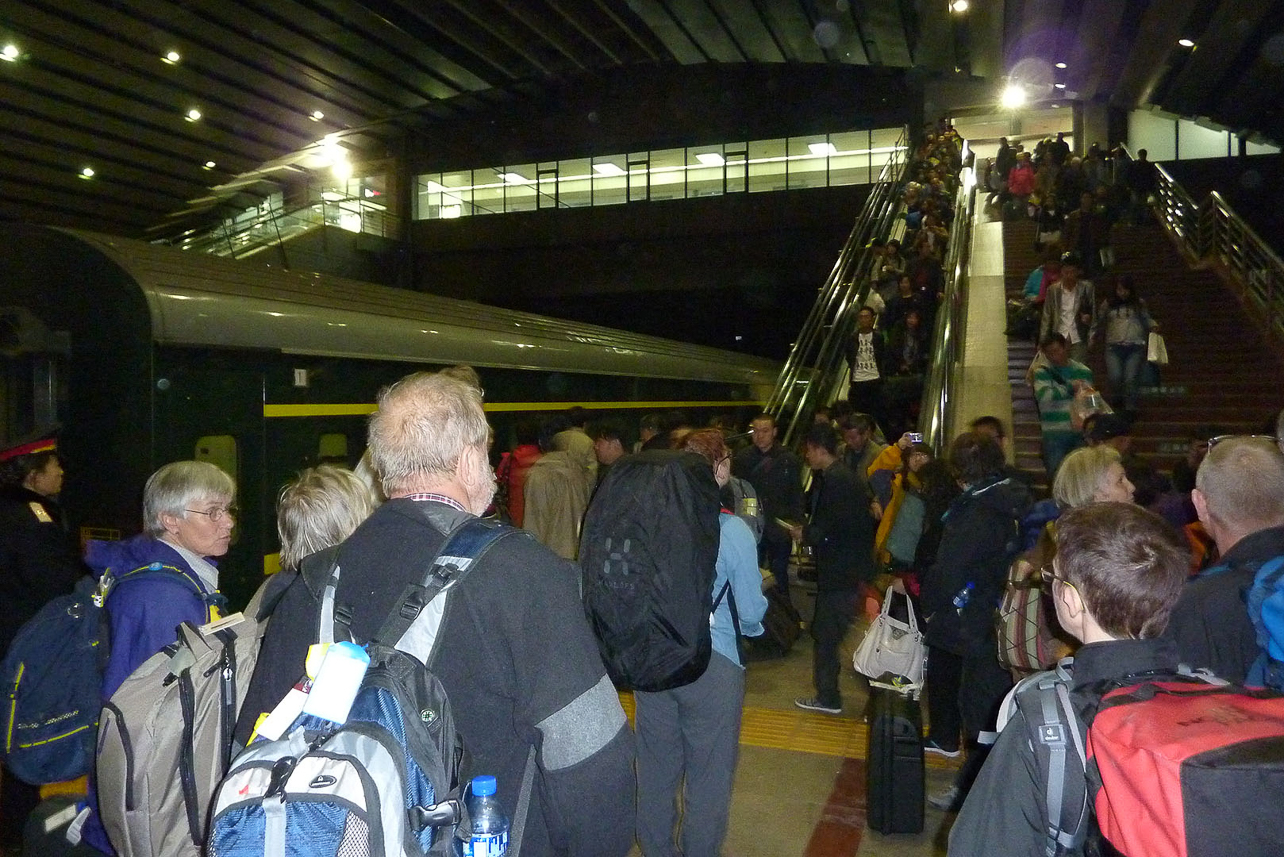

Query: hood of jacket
84,532,214,580
954,475,1034,522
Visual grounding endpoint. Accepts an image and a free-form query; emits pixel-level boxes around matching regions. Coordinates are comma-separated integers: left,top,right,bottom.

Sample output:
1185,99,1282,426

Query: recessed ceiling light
1,44,19,62
163,50,181,64
311,110,324,121
695,152,726,166
950,0,969,12
1055,62,1067,69
1055,82,1067,89
808,142,838,156
592,163,625,177
79,166,95,179
203,160,216,169
1178,38,1195,48
186,108,202,122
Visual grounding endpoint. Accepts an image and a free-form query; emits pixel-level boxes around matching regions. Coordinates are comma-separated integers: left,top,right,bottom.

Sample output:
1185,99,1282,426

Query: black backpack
579,450,721,692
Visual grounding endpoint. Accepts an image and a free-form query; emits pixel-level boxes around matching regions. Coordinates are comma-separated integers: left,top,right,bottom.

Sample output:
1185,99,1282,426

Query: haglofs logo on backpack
579,450,721,692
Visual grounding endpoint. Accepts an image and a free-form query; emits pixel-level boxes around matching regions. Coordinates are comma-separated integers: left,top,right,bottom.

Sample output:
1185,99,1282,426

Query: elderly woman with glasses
78,461,237,853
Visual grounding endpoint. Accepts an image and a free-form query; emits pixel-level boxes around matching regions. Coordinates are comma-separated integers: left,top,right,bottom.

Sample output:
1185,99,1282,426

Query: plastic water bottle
453,775,509,857
952,582,974,615
300,641,370,724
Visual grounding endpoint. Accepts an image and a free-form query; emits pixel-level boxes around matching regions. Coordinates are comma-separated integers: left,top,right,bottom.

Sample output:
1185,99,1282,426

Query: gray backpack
95,578,283,857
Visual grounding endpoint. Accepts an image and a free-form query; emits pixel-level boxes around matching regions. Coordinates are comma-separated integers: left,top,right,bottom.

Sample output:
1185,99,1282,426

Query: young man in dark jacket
733,413,805,601
788,424,876,714
949,503,1190,856
922,432,1032,809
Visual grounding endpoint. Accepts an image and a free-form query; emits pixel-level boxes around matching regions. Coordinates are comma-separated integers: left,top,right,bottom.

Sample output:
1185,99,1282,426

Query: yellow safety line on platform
263,400,762,418
618,694,958,770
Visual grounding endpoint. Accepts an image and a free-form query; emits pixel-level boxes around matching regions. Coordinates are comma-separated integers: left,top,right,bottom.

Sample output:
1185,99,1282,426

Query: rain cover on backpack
579,450,721,692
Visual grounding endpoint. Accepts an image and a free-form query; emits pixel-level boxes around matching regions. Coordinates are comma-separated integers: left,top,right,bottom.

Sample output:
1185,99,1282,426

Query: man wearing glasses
949,502,1191,856
1163,434,1284,683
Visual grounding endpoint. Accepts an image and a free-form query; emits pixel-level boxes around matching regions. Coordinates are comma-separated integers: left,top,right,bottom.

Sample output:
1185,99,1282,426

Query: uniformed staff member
0,432,87,850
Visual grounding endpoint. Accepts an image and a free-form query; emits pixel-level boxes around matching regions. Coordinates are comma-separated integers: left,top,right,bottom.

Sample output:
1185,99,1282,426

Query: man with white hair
242,372,635,856
1164,435,1284,683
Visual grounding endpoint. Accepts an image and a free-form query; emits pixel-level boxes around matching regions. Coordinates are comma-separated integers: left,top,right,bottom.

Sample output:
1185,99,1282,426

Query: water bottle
453,775,509,857
300,641,369,724
952,581,974,615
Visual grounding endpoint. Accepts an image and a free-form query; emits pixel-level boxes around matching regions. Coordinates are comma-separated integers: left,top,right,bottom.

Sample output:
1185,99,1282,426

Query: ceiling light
186,108,202,122
79,166,95,180
203,160,216,169
808,143,838,156
1001,84,1027,109
311,110,324,121
592,163,625,177
695,153,725,167
498,172,529,184
1055,82,1067,89
1178,38,1195,48
1,44,19,62
950,0,969,11
425,180,446,192
332,159,353,182
1055,62,1067,69
163,50,181,64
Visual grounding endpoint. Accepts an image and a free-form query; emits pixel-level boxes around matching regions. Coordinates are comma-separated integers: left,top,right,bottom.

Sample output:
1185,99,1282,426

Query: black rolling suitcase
866,687,925,833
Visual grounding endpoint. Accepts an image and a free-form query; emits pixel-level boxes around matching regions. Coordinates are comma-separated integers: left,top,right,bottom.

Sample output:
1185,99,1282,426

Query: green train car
0,225,779,607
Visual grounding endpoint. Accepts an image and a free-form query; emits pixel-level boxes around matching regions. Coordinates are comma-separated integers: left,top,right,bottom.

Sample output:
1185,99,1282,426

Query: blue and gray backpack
206,518,535,857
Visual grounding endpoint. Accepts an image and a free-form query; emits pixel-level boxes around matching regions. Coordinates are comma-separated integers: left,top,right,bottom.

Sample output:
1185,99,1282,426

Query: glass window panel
502,164,537,212
592,156,627,206
439,170,473,218
415,173,440,220
748,138,788,192
687,146,725,198
1177,120,1230,160
724,145,747,194
558,158,593,208
536,164,559,209
471,170,504,216
1246,138,1281,156
628,153,649,202
788,135,830,189
1128,111,1176,161
828,131,870,186
649,148,686,201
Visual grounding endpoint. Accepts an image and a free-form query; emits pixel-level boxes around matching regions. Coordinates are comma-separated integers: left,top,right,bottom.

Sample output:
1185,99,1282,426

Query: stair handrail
918,143,976,453
766,128,912,447
1125,146,1284,353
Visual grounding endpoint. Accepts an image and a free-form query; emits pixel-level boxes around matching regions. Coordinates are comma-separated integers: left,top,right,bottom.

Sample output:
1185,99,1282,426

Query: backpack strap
1246,555,1284,687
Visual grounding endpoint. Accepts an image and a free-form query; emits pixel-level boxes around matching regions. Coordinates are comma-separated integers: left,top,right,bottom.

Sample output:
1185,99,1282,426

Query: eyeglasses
1040,564,1075,591
1208,434,1279,450
185,505,238,524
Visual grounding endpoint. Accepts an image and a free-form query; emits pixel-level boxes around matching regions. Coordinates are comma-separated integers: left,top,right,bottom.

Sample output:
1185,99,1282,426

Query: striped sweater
1033,359,1093,436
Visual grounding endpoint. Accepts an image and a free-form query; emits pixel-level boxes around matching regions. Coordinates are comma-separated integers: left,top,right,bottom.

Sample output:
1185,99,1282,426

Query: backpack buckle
410,798,462,831
266,756,298,798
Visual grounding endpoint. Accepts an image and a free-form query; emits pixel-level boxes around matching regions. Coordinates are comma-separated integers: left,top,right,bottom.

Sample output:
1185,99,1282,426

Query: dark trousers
760,528,793,599
955,643,1014,799
848,379,886,434
925,645,963,750
812,589,858,708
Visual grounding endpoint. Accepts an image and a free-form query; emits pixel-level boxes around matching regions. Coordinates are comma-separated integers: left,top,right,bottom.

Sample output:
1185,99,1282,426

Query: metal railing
166,196,399,259
1144,152,1284,349
919,146,976,453
765,129,913,447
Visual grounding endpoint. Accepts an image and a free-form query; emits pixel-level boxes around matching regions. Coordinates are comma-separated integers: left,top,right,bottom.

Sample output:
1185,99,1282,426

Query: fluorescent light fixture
808,142,838,155
498,172,529,184
79,167,95,179
695,153,725,166
425,180,447,192
163,50,181,64
440,205,462,219
1178,38,1195,47
203,160,216,169
950,0,969,11
1055,62,1067,69
1055,82,1067,89
311,110,324,120
186,108,202,122
1001,84,1027,109
2,44,19,61
592,162,626,177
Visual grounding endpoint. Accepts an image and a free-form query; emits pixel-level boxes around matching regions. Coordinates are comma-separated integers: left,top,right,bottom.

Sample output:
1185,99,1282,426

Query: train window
194,435,238,482
0,307,69,443
319,433,348,465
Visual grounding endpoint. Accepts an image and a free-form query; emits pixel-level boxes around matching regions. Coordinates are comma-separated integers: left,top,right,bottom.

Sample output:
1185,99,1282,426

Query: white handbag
851,588,925,687
1147,331,1169,366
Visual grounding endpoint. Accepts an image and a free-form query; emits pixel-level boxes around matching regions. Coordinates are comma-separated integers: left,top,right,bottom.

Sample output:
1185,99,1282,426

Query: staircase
1002,217,1284,492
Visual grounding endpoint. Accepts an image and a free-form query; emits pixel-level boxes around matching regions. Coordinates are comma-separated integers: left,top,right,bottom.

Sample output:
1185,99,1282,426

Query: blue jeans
1042,431,1084,479
1106,342,1146,411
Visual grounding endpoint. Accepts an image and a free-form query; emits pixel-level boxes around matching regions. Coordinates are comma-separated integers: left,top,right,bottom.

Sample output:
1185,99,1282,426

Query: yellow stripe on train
263,400,764,418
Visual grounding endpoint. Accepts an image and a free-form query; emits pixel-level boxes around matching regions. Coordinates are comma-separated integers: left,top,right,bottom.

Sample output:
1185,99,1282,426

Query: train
0,225,781,607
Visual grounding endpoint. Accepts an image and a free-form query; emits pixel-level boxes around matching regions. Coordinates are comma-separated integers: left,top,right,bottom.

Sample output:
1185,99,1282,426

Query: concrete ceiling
1,0,1281,239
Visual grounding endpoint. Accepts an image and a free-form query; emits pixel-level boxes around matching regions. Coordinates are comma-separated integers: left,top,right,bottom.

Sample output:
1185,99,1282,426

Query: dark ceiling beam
663,0,749,63
625,0,710,63
368,0,532,82
708,0,787,63
859,0,914,68
1071,0,1131,100
491,0,595,71
106,0,401,120
1110,0,1198,107
1164,1,1275,118
546,0,626,65
0,155,185,214
912,0,954,71
0,180,165,232
434,0,559,77
1,135,198,199
796,0,870,65
1219,5,1284,141
753,2,827,63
